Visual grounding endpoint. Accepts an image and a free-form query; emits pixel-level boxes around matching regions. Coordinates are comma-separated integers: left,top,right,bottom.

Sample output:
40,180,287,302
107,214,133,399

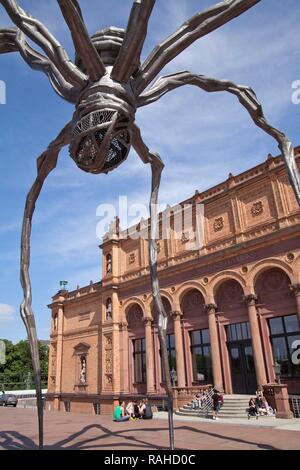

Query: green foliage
0,339,49,391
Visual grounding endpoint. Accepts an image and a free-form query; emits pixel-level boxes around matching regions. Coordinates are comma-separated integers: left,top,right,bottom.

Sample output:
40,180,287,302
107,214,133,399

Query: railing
290,396,300,418
190,388,214,416
173,384,213,411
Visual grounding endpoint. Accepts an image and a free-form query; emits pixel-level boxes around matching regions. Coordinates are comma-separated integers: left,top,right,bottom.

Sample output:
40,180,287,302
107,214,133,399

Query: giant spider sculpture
1,0,300,450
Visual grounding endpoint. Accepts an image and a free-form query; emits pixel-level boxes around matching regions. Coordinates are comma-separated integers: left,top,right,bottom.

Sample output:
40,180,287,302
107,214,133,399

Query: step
224,395,252,398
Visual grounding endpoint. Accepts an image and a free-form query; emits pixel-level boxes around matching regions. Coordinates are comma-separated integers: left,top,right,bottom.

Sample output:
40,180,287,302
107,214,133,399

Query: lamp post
273,361,281,385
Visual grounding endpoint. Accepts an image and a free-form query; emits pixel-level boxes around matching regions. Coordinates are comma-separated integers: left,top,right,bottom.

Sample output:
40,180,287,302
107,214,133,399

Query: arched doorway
255,268,300,390
126,303,145,394
216,280,256,394
152,297,175,385
180,289,210,385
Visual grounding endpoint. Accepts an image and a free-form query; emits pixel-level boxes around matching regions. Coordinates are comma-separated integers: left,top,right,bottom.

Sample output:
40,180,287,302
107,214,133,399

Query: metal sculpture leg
138,71,300,205
132,123,175,450
20,123,72,449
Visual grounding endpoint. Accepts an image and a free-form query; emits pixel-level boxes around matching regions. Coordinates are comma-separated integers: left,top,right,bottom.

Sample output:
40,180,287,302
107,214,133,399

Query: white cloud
0,304,15,323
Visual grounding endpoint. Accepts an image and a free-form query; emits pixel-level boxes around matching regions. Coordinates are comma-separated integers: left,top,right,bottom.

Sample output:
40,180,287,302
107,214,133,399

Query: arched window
106,298,112,320
106,254,112,274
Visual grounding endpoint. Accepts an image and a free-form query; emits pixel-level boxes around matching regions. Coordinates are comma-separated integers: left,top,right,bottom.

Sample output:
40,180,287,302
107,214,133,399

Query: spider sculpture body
1,0,300,450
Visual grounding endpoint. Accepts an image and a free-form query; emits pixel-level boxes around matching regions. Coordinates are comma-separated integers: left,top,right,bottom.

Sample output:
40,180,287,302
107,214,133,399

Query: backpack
144,403,153,418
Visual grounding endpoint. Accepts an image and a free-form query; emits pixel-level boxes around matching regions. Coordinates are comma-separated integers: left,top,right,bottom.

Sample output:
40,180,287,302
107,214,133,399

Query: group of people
191,389,211,410
191,388,224,420
248,390,274,418
113,398,153,422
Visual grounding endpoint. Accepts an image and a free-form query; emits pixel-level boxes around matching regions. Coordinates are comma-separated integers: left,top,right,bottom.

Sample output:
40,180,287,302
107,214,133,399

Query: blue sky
0,0,300,342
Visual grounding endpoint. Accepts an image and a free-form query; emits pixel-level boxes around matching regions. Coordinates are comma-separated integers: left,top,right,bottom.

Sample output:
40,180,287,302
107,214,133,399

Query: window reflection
190,329,212,382
269,314,300,378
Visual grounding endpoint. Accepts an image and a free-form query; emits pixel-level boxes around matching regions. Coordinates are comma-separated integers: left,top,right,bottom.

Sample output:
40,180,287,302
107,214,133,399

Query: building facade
47,149,300,414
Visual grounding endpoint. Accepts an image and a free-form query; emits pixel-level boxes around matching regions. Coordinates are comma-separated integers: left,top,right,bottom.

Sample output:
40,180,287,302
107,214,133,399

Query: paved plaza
0,408,300,450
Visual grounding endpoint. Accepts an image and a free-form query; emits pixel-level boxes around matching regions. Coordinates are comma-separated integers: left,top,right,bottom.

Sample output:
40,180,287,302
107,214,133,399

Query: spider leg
57,0,106,81
20,122,72,449
131,123,174,450
0,27,16,52
133,0,260,94
0,28,80,103
111,0,155,82
0,0,87,88
137,71,300,206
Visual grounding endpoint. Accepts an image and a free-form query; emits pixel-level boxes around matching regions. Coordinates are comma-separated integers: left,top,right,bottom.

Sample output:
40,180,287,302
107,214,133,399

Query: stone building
46,148,300,414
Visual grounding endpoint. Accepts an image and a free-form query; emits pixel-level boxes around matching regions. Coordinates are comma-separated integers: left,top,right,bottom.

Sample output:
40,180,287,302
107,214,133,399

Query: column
119,322,129,393
112,290,120,395
290,284,300,328
172,311,186,388
244,294,267,388
55,302,64,395
143,317,155,393
205,304,223,390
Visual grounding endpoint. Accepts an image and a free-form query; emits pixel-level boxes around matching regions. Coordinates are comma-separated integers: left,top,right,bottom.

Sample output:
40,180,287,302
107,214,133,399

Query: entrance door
228,340,257,394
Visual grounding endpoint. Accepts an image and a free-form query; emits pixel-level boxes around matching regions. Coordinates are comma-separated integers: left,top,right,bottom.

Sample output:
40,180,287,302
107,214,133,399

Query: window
160,334,177,381
227,322,251,341
190,329,212,382
133,338,146,383
269,314,300,378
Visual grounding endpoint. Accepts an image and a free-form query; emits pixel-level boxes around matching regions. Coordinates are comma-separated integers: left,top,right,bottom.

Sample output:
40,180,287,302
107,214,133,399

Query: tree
0,339,48,390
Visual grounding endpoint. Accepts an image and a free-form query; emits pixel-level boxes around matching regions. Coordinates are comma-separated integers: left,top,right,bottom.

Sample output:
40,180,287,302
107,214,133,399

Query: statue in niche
79,356,87,385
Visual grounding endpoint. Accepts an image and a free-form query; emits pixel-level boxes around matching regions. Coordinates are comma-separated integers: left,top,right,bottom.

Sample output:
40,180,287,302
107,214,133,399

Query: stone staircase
176,394,251,419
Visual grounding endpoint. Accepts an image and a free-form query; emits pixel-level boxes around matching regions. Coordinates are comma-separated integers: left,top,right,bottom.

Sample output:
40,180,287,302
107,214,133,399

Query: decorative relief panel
128,252,136,264
255,268,293,304
238,183,276,228
124,239,140,272
213,217,224,232
251,201,263,217
279,173,300,213
181,232,190,243
51,345,57,378
205,200,234,242
216,280,245,311
127,305,143,329
104,334,113,389
181,289,205,317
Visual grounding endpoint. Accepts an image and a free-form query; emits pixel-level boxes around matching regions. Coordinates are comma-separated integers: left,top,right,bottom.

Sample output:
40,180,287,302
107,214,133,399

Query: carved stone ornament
251,201,263,216
181,232,190,243
129,252,136,264
213,217,224,232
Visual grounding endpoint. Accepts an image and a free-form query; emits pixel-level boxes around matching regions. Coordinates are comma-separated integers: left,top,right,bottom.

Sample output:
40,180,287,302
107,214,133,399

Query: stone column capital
290,284,300,296
143,316,153,327
171,310,183,320
205,303,217,314
119,321,128,331
243,294,257,306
